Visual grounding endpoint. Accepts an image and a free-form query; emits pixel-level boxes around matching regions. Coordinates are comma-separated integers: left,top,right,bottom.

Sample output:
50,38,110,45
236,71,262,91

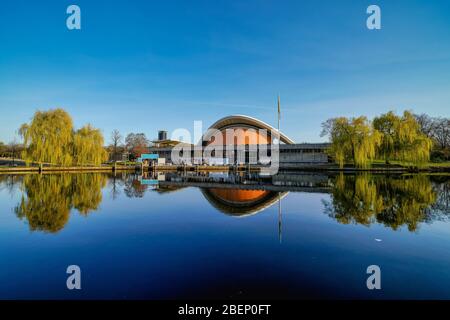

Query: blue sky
0,0,449,144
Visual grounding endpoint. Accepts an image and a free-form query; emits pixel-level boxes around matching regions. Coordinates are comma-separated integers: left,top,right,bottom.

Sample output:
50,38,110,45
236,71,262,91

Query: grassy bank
0,165,136,174
369,159,450,170
1,163,449,174
1,157,449,174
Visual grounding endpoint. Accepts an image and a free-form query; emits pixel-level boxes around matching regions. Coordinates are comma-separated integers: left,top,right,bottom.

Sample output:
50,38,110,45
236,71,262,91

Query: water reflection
431,175,450,216
1,171,449,234
201,188,289,217
14,174,106,233
124,177,148,198
323,174,449,231
0,175,23,195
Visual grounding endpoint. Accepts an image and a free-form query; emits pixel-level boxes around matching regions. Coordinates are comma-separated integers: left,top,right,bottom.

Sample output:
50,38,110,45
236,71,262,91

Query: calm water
0,171,449,299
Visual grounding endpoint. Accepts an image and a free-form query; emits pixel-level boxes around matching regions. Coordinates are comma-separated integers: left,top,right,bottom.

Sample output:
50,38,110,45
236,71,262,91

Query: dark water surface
0,172,449,299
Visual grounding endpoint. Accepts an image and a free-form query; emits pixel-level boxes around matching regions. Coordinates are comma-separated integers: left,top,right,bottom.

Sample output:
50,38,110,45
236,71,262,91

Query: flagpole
277,94,280,141
277,94,282,244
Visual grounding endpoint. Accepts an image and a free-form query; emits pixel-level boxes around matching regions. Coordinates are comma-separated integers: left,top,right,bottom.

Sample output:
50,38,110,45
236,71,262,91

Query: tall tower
158,130,167,141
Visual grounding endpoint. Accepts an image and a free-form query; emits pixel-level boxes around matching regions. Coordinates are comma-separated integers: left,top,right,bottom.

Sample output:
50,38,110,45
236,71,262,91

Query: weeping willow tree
373,111,433,166
73,125,108,166
19,109,107,167
19,109,74,166
321,116,381,168
372,111,397,162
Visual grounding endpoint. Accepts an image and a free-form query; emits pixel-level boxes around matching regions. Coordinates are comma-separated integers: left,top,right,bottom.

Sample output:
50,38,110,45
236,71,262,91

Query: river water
0,171,449,299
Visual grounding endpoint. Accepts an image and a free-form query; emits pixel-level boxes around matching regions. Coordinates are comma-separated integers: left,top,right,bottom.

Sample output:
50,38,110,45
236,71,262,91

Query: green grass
338,159,450,169
370,159,450,168
427,161,450,168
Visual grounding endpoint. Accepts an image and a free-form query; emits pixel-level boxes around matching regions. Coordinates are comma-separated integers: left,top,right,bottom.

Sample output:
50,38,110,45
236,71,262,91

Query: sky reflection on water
0,172,449,299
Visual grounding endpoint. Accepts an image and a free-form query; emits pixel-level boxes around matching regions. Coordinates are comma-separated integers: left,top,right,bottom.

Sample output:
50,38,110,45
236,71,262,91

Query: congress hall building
147,115,330,168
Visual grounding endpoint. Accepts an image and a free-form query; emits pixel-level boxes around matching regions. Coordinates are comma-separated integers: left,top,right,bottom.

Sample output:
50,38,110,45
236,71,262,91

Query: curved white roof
206,114,295,144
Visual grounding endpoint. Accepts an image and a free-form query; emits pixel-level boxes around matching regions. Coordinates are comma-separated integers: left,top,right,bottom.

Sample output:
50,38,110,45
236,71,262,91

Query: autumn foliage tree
125,133,149,160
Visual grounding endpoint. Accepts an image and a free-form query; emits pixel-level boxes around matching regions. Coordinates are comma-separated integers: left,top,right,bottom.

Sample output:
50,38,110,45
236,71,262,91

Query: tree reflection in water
0,175,23,196
430,176,450,217
4,171,450,234
323,173,450,231
14,173,107,233
124,175,148,198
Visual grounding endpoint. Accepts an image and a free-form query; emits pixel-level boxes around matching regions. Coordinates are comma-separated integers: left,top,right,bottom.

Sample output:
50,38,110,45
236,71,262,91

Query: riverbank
1,162,449,174
0,165,136,174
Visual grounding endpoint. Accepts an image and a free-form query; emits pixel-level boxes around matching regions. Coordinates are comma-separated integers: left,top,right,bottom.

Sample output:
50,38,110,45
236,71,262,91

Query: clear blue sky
0,0,449,144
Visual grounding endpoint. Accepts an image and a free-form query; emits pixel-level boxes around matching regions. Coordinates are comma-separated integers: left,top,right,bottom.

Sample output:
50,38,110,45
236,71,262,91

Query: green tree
73,125,108,166
372,111,397,162
19,109,107,167
19,109,74,166
321,116,381,168
374,111,432,165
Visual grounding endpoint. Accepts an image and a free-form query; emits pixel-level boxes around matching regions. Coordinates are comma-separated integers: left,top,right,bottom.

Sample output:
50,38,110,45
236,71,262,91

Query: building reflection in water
202,188,287,243
201,188,288,217
2,170,449,234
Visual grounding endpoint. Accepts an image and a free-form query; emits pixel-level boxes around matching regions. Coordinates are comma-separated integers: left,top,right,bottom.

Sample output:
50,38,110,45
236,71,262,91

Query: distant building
148,134,193,164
